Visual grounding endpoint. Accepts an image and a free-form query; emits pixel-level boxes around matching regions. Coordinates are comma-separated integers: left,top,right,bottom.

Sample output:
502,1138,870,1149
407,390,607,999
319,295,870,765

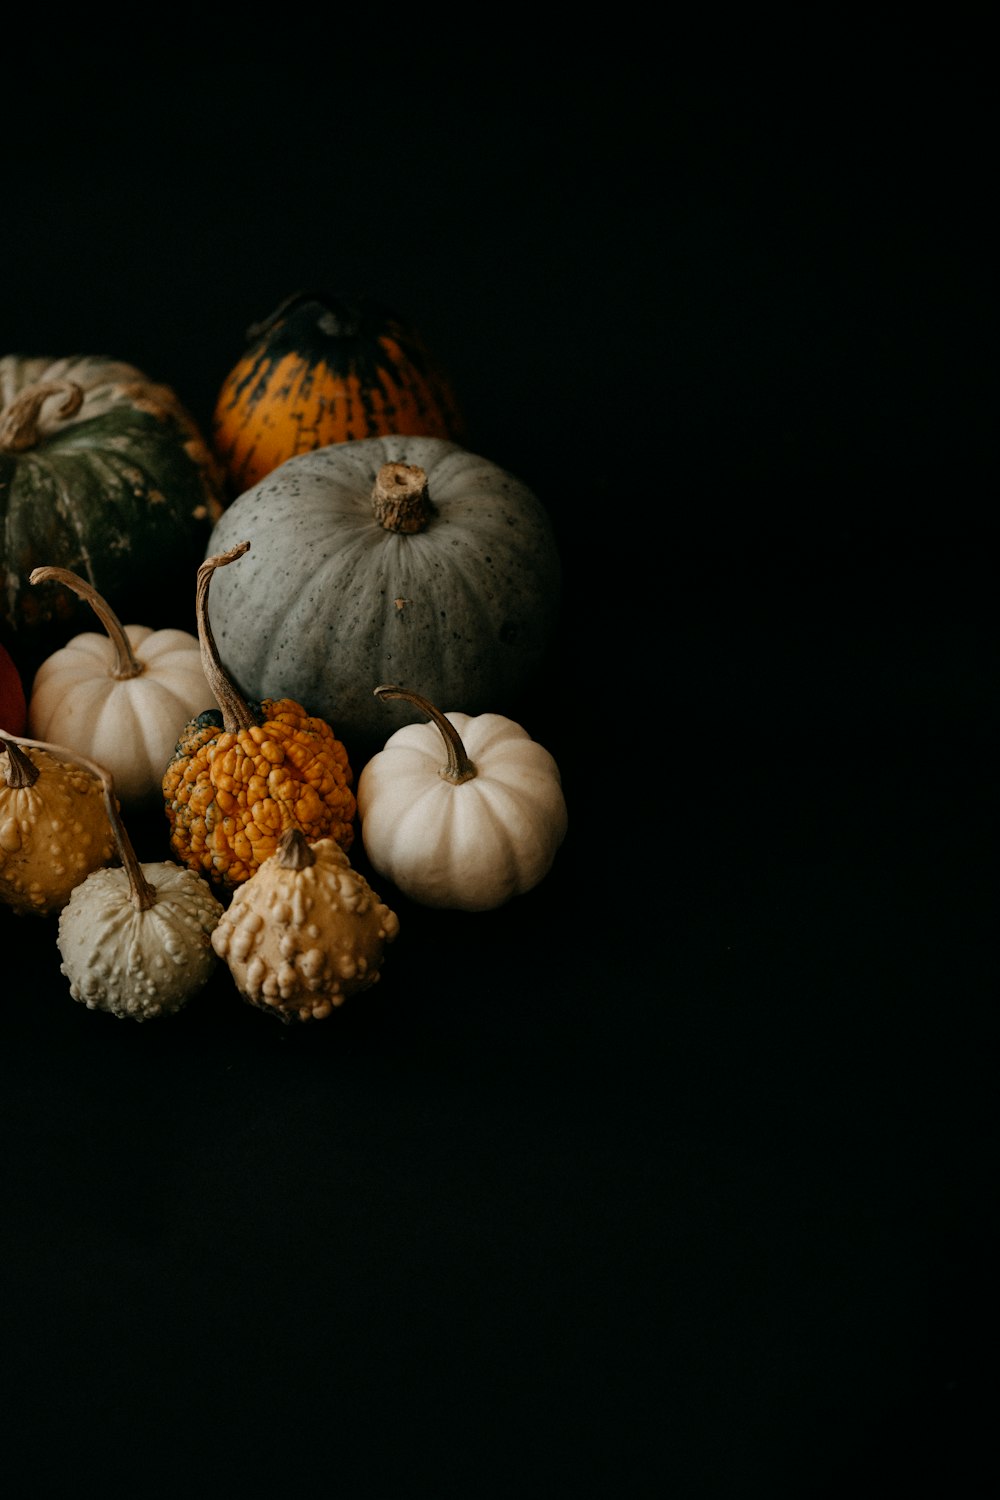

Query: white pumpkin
356,685,568,912
27,565,212,807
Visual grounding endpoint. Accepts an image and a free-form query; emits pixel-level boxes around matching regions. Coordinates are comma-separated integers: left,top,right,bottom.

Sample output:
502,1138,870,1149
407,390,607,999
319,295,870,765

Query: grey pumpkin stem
196,542,259,734
372,684,477,785
28,566,144,680
371,463,436,534
0,379,84,452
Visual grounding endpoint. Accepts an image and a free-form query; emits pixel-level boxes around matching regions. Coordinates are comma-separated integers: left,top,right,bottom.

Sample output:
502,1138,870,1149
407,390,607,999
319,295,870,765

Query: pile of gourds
0,292,569,1027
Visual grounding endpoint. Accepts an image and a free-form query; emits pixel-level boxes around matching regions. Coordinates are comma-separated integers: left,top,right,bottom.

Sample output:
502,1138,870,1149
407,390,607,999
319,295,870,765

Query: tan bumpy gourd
211,827,400,1023
0,735,116,915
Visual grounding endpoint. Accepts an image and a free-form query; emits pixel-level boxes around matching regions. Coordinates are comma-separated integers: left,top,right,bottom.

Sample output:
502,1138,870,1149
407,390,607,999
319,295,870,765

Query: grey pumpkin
202,436,561,754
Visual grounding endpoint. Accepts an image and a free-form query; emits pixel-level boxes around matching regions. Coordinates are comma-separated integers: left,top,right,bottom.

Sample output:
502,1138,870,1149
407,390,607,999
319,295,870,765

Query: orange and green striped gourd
210,291,465,500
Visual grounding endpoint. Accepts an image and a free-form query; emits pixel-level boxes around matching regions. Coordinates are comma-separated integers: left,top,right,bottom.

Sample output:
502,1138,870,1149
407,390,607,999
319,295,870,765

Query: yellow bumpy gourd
0,737,116,915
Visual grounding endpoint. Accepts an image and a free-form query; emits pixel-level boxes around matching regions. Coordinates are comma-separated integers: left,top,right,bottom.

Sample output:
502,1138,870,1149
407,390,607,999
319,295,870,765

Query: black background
1,46,993,1496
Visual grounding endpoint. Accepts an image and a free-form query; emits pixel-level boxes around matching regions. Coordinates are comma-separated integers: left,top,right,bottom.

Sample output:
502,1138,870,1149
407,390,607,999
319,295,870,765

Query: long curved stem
97,770,156,911
197,543,259,734
29,566,143,679
372,684,477,784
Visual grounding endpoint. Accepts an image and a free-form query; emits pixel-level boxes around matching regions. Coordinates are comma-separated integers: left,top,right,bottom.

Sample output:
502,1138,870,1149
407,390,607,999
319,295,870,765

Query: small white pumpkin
57,765,224,1021
27,565,212,807
356,684,568,912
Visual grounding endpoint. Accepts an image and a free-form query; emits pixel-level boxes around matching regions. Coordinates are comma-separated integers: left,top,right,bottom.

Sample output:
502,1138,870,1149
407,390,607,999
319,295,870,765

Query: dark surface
1,52,993,1496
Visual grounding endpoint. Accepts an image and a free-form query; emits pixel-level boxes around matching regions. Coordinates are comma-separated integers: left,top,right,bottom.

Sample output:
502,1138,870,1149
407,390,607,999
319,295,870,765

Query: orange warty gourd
162,542,356,893
210,291,465,499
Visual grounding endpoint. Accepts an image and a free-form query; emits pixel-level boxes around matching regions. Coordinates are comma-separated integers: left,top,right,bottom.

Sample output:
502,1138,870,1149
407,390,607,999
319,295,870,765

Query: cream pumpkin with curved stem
57,765,224,1021
27,566,212,808
356,685,569,912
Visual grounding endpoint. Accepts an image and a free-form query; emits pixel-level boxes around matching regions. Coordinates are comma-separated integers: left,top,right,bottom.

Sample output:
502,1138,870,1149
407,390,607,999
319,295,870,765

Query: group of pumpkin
0,293,568,1025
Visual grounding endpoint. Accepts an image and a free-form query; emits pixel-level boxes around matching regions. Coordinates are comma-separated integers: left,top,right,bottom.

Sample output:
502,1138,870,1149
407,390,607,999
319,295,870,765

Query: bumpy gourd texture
212,836,399,1023
163,699,356,890
0,748,116,914
58,862,224,1021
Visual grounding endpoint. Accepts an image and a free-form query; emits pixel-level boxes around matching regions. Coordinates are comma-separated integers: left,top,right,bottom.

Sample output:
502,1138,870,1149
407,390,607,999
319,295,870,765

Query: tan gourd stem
371,463,436,534
0,380,84,452
97,771,156,912
196,542,259,734
277,827,316,870
0,736,40,788
28,566,144,680
373,684,477,785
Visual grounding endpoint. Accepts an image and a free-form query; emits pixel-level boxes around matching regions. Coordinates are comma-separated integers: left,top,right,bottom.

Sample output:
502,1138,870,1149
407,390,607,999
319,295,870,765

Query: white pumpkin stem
196,542,259,734
0,735,40,788
0,379,84,452
28,566,144,680
371,463,436,534
373,684,477,784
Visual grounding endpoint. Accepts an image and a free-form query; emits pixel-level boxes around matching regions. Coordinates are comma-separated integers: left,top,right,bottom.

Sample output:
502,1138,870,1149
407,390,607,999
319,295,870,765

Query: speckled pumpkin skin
203,436,562,755
0,355,225,652
211,293,465,497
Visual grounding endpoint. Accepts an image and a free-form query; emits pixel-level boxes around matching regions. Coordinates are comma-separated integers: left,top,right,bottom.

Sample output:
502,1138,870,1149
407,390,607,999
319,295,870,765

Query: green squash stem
28,566,144,680
245,289,365,343
372,684,477,785
0,379,84,453
197,542,260,734
371,463,436,534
